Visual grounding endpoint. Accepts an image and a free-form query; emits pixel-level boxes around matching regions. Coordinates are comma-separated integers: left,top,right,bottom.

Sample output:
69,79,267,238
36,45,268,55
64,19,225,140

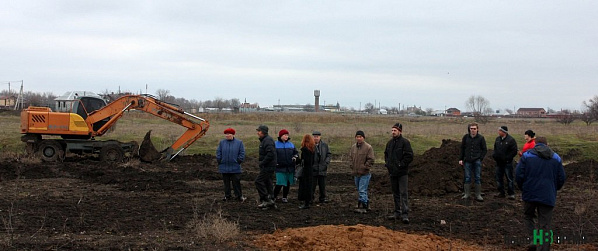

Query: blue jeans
354,173,371,203
463,160,482,184
495,162,514,195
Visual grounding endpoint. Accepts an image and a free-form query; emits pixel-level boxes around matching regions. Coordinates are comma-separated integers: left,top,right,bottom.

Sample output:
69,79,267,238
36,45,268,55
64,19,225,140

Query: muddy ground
1,140,597,250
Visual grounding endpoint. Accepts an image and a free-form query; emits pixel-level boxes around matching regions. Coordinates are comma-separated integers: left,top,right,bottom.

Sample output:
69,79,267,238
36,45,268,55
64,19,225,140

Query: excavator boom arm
86,95,209,156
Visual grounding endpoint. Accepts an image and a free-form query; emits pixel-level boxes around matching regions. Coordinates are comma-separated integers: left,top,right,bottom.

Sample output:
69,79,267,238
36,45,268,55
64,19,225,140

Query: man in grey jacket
311,131,331,203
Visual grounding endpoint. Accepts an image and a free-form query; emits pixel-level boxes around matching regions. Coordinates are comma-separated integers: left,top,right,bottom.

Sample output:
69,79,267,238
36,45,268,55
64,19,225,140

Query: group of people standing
216,125,331,210
347,123,414,225
459,122,566,250
215,122,415,224
216,122,567,248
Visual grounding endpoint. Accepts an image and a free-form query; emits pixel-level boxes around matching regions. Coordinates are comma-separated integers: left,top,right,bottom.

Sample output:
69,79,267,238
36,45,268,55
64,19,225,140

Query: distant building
432,110,445,116
240,102,259,112
0,95,16,109
54,91,102,112
445,108,461,116
517,108,546,118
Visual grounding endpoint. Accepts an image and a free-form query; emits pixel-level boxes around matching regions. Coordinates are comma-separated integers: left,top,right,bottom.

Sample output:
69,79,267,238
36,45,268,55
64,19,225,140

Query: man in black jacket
459,122,487,202
311,131,331,203
255,125,278,209
384,123,414,223
492,126,518,200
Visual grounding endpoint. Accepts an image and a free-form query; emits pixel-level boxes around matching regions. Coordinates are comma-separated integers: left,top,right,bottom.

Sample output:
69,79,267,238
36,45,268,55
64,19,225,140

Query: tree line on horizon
2,89,598,125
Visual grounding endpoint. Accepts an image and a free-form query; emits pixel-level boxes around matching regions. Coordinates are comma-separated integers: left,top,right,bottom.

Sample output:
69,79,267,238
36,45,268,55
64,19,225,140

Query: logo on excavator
48,125,69,130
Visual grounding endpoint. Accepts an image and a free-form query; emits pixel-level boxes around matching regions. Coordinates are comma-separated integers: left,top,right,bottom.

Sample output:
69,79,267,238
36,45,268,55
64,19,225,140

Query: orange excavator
20,94,210,162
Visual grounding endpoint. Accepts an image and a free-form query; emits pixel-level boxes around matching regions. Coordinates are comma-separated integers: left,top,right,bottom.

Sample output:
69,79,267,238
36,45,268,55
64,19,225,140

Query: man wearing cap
216,128,246,202
384,123,414,223
459,122,487,202
255,125,277,209
349,130,375,213
492,125,518,200
311,130,331,204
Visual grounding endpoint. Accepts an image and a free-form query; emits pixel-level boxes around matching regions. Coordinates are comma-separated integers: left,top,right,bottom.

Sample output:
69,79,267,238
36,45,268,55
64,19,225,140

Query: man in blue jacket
216,128,246,202
516,136,566,251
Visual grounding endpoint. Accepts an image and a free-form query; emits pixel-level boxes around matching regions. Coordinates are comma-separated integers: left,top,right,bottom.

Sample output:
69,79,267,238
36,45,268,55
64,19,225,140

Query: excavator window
73,97,106,119
72,97,109,131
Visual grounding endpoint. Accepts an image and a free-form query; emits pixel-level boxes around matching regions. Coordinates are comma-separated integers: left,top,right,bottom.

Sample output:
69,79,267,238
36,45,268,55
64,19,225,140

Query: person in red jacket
519,129,536,156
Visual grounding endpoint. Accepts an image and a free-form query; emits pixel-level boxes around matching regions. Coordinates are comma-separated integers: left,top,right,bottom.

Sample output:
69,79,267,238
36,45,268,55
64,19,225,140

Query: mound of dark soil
564,159,597,182
371,139,497,196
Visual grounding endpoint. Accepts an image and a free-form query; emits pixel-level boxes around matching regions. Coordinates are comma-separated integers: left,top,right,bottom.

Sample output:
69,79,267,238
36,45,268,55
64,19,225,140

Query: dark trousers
273,182,290,199
311,175,327,202
495,162,515,195
524,201,554,251
390,174,409,217
222,173,242,199
255,169,274,202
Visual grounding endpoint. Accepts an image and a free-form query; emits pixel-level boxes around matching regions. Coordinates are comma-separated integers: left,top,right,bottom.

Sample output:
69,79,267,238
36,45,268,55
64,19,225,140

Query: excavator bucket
139,130,163,162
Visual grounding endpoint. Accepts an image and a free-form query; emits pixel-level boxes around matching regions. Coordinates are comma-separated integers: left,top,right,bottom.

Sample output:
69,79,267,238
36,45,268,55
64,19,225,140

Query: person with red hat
273,129,299,203
216,127,246,202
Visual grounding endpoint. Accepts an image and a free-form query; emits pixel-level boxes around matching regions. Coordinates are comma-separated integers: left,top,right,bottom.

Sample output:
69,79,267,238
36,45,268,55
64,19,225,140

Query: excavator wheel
37,140,64,162
100,143,125,162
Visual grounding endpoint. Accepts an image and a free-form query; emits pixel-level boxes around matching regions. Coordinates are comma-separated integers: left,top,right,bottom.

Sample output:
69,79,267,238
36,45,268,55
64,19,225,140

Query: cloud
1,1,597,111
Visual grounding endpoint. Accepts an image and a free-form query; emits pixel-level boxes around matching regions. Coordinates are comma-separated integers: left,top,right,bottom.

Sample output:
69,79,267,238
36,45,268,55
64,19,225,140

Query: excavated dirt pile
254,224,483,251
372,139,497,196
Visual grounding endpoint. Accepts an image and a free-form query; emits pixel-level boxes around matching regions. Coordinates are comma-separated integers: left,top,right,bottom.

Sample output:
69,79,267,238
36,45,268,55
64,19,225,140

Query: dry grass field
3,111,598,161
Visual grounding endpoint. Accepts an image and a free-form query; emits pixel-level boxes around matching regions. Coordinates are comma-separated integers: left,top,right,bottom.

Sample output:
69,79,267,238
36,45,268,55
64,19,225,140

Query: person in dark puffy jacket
255,125,277,209
384,123,414,224
492,126,518,200
516,137,565,251
273,129,298,203
216,128,246,202
459,122,487,202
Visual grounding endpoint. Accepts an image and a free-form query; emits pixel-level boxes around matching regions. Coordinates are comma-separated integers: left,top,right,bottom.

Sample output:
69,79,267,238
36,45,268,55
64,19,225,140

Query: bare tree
465,95,492,123
156,89,170,100
583,95,598,123
465,95,491,115
555,109,577,125
364,102,375,114
579,112,595,126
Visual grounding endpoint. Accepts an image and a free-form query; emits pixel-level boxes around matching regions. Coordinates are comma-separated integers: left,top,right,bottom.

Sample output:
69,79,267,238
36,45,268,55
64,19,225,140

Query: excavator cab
72,96,110,132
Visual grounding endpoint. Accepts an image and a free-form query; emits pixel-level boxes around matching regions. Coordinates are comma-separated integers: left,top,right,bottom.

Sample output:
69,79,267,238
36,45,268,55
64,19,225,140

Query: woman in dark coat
297,134,315,209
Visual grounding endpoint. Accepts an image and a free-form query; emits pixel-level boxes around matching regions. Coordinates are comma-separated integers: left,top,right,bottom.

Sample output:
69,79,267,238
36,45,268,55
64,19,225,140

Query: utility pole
13,80,23,110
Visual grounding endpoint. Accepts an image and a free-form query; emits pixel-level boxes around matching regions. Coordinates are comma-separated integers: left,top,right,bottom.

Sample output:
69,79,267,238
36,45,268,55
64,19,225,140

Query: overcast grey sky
2,1,597,112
